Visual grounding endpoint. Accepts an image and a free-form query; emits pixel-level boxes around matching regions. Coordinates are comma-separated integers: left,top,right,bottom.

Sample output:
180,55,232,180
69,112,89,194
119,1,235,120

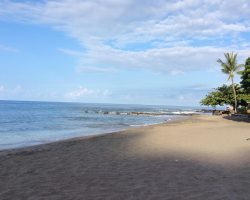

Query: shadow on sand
223,114,250,123
1,128,250,200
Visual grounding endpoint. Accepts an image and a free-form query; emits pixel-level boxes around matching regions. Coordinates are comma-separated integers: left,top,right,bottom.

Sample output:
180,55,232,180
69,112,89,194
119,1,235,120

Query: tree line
201,53,250,113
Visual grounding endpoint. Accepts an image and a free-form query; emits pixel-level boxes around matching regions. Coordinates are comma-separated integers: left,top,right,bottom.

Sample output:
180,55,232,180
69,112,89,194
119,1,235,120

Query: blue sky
0,0,249,106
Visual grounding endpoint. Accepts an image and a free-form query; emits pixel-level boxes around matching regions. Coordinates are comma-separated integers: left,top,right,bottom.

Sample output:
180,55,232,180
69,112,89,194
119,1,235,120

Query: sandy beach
0,115,250,200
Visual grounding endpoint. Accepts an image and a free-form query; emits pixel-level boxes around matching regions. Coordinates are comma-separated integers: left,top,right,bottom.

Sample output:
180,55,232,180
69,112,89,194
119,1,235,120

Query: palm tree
217,52,243,113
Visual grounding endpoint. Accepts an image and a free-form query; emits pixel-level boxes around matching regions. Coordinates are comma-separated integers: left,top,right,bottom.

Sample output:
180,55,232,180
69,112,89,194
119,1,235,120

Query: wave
129,118,173,127
130,122,161,127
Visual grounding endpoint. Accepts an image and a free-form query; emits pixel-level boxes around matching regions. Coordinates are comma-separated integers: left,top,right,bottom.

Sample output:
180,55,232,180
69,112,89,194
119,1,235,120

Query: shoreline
1,115,250,199
0,114,190,154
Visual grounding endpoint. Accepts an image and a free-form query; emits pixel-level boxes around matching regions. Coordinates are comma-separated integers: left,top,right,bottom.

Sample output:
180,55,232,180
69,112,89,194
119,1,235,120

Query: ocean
0,100,204,150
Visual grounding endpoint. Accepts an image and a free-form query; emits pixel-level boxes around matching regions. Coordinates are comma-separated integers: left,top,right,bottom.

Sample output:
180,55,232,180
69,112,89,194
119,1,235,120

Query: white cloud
0,0,250,73
0,85,23,95
65,86,112,99
66,86,94,99
0,85,23,100
77,45,249,73
1,0,249,43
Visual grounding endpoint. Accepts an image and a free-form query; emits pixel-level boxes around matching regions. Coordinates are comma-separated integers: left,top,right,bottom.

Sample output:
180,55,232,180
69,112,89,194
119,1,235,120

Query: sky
0,0,250,106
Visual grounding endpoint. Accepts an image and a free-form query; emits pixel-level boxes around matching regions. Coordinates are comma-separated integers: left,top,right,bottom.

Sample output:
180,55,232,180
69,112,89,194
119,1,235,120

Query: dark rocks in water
100,110,201,116
130,112,165,116
212,110,230,115
200,109,213,113
131,112,140,115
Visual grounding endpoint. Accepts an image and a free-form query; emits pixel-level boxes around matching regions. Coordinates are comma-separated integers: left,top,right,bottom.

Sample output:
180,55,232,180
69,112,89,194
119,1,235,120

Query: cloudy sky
0,0,249,105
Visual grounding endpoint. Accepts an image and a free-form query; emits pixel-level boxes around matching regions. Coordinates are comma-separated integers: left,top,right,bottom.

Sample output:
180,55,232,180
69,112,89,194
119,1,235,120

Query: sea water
0,100,203,150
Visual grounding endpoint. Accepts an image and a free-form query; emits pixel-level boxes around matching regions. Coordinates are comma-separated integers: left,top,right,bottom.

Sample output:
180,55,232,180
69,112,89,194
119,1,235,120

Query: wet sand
0,115,250,200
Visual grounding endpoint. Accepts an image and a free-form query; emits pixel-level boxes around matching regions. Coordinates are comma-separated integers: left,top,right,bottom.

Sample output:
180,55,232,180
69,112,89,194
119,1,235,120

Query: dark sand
0,115,250,200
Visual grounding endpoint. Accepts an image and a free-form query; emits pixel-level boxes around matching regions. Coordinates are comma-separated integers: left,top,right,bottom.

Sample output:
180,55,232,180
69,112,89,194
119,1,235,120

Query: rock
212,110,230,115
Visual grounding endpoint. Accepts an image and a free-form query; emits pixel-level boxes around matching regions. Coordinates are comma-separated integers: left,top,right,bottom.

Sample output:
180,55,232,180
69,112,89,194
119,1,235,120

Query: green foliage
240,57,250,94
237,106,247,114
217,52,243,112
201,52,249,110
200,84,241,108
217,52,243,80
238,94,250,102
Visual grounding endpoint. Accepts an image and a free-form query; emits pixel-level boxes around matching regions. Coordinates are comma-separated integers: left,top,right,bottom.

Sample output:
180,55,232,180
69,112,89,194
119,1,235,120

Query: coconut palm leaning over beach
217,52,243,113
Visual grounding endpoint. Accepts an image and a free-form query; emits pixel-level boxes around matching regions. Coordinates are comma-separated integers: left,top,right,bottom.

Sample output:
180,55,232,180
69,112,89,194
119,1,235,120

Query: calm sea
0,100,203,150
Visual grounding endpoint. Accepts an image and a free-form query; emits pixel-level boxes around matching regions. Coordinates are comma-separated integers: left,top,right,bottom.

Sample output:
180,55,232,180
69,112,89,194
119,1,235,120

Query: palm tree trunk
231,78,237,113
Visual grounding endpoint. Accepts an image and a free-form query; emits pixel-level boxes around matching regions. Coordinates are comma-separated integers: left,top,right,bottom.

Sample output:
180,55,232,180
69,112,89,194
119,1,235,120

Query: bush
237,106,247,114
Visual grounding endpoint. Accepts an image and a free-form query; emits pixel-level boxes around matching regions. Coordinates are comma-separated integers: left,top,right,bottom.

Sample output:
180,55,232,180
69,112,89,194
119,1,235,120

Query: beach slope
0,115,250,200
